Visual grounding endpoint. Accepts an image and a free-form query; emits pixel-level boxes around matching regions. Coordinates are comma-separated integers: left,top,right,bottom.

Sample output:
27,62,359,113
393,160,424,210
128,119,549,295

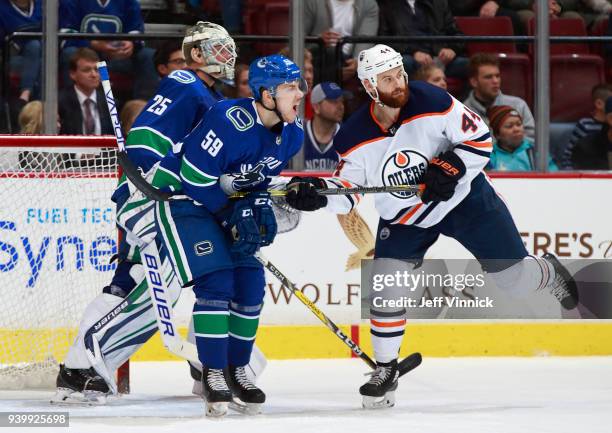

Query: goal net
0,135,121,389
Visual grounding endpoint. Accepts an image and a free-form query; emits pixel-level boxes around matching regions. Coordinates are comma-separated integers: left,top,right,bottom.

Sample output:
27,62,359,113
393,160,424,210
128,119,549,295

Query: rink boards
1,174,611,360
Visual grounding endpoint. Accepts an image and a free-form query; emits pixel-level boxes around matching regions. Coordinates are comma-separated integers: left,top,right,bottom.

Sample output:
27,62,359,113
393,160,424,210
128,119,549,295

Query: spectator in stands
0,100,42,170
120,99,146,133
304,0,379,82
581,1,612,29
463,53,535,139
304,82,344,172
59,0,158,99
16,100,66,170
58,48,113,136
449,1,524,35
153,40,186,78
487,105,558,171
559,83,612,169
378,0,469,80
0,0,42,103
567,94,612,170
513,1,583,29
413,64,448,90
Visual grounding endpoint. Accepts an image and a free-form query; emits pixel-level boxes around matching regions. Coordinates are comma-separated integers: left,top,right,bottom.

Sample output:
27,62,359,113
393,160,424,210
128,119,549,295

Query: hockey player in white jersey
284,44,579,409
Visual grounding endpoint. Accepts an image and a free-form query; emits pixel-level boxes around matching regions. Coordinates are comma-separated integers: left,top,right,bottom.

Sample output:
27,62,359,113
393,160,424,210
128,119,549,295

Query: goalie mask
182,21,237,80
357,44,407,105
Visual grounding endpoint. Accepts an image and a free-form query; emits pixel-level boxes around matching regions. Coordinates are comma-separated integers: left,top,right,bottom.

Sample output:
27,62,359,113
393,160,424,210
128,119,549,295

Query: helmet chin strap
260,92,286,125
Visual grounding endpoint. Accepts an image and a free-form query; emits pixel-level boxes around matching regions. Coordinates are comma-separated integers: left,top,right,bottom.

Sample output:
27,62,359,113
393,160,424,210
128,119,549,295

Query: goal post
0,134,129,392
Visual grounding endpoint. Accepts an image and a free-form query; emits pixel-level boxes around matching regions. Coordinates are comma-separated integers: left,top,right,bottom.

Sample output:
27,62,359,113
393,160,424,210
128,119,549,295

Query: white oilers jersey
328,81,492,228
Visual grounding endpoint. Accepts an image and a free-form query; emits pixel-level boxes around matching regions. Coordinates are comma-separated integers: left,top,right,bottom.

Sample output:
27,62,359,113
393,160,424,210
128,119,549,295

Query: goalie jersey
112,69,223,202
327,81,492,228
153,97,304,213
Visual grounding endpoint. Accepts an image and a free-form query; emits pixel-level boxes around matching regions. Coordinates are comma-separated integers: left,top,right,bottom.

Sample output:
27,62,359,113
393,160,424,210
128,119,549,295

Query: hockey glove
285,177,328,211
249,191,278,247
421,151,466,203
216,199,261,256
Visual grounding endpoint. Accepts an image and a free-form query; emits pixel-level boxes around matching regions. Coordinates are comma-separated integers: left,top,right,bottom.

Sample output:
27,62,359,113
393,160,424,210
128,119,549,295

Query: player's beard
378,84,409,108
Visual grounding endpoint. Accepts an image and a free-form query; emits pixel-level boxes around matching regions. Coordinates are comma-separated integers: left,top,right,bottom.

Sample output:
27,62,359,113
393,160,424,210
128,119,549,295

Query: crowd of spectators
0,0,611,171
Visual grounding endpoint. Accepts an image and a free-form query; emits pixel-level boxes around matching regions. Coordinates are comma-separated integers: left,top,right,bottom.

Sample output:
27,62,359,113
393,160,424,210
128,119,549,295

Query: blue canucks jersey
59,0,144,47
303,119,340,172
0,0,42,46
154,97,304,213
112,69,224,202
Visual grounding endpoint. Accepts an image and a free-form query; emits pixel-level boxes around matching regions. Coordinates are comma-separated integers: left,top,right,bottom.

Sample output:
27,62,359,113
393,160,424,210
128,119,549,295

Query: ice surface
1,357,611,433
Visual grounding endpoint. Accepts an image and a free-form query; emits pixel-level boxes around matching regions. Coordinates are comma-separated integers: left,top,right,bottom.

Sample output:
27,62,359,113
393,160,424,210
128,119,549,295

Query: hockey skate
201,367,232,417
50,364,110,405
543,253,579,310
227,365,266,415
359,360,399,409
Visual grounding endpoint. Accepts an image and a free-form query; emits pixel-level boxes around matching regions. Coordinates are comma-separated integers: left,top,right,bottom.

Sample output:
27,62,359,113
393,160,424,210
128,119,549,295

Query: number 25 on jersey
147,95,173,115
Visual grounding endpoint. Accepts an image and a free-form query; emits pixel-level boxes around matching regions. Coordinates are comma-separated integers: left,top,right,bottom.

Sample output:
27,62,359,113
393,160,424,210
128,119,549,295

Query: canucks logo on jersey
381,150,427,199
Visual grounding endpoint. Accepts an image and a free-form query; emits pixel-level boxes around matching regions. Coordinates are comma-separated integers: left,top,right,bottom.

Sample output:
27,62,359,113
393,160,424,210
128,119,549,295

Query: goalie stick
98,61,421,377
98,61,199,365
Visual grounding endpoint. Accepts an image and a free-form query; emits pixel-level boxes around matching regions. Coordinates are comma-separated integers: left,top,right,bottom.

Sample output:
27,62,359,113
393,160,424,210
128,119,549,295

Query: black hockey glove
421,151,466,204
285,176,328,211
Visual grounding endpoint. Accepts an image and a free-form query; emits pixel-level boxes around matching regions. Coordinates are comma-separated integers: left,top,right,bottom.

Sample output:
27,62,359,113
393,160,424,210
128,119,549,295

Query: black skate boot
51,364,110,404
201,366,232,417
359,360,399,409
543,253,579,310
227,365,266,414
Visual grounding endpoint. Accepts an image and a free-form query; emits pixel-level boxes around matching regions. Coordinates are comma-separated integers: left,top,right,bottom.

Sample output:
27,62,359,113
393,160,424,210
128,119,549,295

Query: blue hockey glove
421,151,466,203
249,192,277,247
216,199,261,256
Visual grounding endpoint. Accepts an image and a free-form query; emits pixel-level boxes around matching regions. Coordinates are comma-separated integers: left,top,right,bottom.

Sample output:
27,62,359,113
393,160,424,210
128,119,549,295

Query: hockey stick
98,61,200,364
256,252,422,377
230,183,425,199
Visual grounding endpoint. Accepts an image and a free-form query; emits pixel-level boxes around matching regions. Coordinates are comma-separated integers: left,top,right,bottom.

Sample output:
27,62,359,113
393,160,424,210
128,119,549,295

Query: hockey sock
370,317,406,364
489,255,555,296
228,302,262,367
193,299,229,369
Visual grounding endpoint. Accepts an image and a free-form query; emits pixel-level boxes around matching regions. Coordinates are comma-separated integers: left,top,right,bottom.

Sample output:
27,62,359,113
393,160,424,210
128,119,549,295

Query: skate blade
362,391,396,410
229,397,262,415
192,379,204,398
205,401,229,418
50,388,107,406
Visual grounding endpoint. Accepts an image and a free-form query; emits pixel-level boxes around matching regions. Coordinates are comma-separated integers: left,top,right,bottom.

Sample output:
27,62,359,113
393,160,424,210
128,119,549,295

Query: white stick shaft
97,61,126,152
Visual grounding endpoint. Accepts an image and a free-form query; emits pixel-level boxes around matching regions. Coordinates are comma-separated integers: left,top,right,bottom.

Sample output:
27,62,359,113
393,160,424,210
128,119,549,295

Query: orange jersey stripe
463,140,493,149
339,136,386,158
371,319,407,328
397,203,423,225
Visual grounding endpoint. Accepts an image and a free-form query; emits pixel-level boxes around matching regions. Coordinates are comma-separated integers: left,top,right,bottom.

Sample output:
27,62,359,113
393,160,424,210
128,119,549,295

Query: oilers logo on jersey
381,150,427,199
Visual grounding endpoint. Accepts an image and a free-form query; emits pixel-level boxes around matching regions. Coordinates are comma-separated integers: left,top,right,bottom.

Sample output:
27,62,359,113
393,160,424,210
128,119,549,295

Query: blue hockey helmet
248,54,307,100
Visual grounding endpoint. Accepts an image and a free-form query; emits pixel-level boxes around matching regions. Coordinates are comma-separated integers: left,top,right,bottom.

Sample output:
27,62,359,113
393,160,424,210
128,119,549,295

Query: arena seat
528,18,590,55
550,54,605,122
498,53,532,109
454,16,518,56
245,2,290,55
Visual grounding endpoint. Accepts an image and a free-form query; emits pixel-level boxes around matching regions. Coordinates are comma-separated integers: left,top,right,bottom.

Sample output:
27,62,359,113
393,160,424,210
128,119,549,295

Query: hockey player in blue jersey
284,45,579,409
149,54,306,416
52,22,239,404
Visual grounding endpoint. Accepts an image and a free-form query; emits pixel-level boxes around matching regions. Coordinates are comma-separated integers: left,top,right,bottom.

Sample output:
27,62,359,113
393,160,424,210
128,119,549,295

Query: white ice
1,357,611,433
